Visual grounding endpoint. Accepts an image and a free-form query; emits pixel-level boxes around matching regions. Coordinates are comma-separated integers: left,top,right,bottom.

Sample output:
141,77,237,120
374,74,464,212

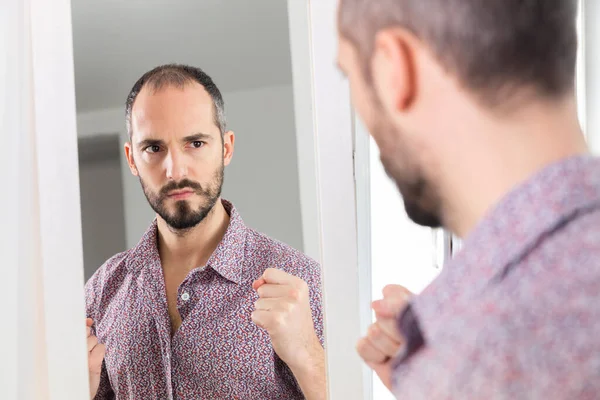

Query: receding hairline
133,78,214,105
126,64,227,140
129,81,221,138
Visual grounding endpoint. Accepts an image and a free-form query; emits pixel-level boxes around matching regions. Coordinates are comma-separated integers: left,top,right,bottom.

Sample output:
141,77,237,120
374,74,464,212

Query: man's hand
356,285,411,391
252,268,326,400
87,318,106,400
251,268,322,369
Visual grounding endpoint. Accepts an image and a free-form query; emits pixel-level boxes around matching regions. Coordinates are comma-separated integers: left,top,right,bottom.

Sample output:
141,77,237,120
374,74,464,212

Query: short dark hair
125,64,226,139
339,0,579,105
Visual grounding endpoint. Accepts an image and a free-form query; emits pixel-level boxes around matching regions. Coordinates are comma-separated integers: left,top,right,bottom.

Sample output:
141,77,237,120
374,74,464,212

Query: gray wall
79,135,127,280
223,84,304,250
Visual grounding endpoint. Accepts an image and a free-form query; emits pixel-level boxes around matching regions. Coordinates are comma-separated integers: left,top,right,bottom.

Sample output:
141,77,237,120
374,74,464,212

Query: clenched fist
356,284,412,391
86,318,106,400
251,268,322,370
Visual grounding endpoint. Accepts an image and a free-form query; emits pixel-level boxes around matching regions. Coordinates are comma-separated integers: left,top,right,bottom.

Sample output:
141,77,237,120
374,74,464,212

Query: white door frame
2,0,90,399
584,0,600,151
288,0,368,398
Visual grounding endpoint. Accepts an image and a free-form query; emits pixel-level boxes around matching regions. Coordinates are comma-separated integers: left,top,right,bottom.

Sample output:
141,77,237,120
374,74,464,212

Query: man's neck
441,97,589,238
156,199,230,274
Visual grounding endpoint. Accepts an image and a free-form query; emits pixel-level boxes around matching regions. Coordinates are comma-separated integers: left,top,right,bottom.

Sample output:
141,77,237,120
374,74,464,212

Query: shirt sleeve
85,269,115,399
305,259,325,348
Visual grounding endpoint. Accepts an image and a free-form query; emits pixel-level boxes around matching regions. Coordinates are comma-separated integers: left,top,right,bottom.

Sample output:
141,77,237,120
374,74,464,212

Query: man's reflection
85,64,326,400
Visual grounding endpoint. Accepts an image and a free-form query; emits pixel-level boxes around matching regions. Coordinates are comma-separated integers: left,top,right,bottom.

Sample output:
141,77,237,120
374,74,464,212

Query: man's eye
191,141,205,148
145,145,160,153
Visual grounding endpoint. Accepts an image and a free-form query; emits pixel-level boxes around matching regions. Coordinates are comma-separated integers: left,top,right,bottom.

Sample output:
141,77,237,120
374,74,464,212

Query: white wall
78,84,305,254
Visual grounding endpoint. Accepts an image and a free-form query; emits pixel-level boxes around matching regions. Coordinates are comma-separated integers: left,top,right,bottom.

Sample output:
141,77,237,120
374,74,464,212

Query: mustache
159,179,204,197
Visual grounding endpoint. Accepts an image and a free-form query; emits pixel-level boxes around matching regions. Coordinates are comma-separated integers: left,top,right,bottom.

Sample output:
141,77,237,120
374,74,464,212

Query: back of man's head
337,0,586,236
339,0,579,105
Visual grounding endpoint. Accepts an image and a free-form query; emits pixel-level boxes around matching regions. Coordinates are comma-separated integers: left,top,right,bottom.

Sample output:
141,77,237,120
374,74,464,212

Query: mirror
72,1,326,398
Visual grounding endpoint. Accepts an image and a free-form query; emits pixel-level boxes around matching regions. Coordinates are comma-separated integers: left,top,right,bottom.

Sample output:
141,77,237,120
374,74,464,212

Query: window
368,134,443,400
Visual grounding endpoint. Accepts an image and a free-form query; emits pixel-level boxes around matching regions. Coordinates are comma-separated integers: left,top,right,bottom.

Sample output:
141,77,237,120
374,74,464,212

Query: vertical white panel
585,0,600,153
29,0,90,398
1,1,51,399
576,0,587,134
311,1,365,398
287,0,322,262
0,1,24,398
287,0,365,398
20,4,50,397
354,118,375,400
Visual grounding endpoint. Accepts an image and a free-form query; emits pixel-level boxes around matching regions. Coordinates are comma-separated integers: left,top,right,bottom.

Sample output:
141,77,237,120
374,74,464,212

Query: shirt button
181,292,190,301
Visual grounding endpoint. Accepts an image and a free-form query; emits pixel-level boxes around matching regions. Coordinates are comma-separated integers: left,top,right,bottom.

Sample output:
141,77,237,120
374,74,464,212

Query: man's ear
223,131,235,167
371,28,419,115
124,141,139,176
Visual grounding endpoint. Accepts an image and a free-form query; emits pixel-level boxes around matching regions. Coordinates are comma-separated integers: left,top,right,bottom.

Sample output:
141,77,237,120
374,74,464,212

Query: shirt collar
457,154,600,282
205,199,247,284
412,154,600,335
127,199,248,284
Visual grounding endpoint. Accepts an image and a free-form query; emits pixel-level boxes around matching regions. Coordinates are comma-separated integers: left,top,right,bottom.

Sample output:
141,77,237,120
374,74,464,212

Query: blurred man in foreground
337,1,600,398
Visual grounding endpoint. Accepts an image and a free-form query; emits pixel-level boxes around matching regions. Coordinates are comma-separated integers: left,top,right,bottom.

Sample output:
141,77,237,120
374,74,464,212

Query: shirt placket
144,258,176,400
177,276,195,322
171,270,205,399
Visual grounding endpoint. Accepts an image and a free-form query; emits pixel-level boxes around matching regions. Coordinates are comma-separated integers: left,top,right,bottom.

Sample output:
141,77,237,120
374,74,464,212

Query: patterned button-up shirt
85,200,323,400
393,155,600,399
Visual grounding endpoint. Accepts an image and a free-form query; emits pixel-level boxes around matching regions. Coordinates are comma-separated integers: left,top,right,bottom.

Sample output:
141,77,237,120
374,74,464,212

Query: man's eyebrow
135,133,213,149
182,133,212,142
136,138,164,149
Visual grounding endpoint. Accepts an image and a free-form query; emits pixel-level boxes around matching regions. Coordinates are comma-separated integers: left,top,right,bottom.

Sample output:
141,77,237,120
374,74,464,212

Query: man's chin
162,215,202,231
404,200,442,228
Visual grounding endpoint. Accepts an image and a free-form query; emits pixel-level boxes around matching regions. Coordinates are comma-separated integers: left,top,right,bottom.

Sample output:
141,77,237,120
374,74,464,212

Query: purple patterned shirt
392,155,600,399
85,200,323,400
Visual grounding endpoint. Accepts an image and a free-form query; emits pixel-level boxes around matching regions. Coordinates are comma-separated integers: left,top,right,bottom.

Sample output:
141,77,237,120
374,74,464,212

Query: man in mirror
337,0,600,398
85,64,326,399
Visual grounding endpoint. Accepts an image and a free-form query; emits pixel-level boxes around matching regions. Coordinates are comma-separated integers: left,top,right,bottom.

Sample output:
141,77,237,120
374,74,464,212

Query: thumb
372,296,408,319
382,284,412,300
89,343,106,373
252,278,266,290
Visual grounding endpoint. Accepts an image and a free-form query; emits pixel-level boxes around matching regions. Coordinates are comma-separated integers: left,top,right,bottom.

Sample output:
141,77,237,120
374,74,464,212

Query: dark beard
371,101,442,228
380,157,442,228
400,182,442,228
140,166,224,232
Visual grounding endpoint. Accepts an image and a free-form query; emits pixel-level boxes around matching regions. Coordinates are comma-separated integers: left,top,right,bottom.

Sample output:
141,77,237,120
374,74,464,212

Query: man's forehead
131,84,214,123
135,82,211,106
130,85,217,137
